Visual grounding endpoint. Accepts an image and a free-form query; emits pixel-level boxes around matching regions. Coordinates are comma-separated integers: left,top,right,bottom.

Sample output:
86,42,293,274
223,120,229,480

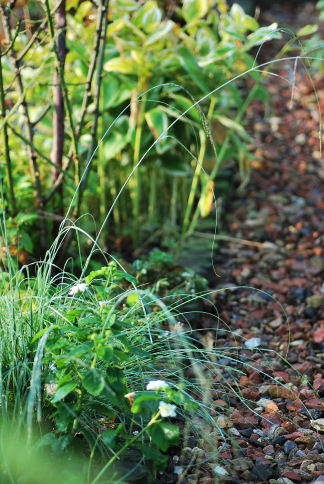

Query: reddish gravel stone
231,414,259,428
283,431,305,440
281,470,302,482
268,385,300,400
241,387,260,401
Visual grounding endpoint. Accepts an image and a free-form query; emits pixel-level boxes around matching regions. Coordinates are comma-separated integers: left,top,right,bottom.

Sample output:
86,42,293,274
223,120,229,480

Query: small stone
216,416,233,429
294,435,316,448
313,477,324,484
244,337,261,349
232,414,259,428
283,440,297,454
294,450,306,458
259,384,271,396
242,387,260,400
228,427,241,436
263,445,275,456
257,398,277,408
307,295,324,308
269,384,300,400
231,457,253,471
274,427,288,439
281,470,302,482
174,466,184,475
273,435,288,446
275,451,287,466
239,428,254,438
277,479,295,484
213,465,228,476
250,463,274,481
310,418,324,431
281,421,297,433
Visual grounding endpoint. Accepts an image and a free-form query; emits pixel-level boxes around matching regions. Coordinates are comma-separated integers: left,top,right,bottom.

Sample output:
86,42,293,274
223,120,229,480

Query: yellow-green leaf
182,0,208,23
104,58,140,75
297,24,318,37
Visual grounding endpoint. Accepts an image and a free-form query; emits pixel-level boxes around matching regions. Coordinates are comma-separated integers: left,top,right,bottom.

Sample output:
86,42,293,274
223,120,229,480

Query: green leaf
161,154,191,177
101,383,119,408
177,45,210,94
114,270,138,285
230,3,245,22
198,46,234,67
75,1,92,21
112,349,131,363
102,429,118,448
168,94,201,123
242,15,259,32
19,231,33,253
141,445,168,471
130,346,150,358
106,367,127,393
213,115,251,142
102,75,120,109
102,424,125,449
85,266,110,284
82,369,105,396
103,132,128,162
145,107,169,140
32,327,54,343
104,58,140,75
147,422,180,451
133,1,162,34
52,381,78,403
246,24,281,48
296,24,318,37
182,0,208,23
126,293,140,307
145,20,173,46
141,2,162,33
131,392,160,416
96,345,113,364
15,213,39,225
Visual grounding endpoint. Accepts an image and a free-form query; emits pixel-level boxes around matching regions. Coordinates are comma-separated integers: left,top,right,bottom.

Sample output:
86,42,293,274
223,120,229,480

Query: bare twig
44,0,79,185
77,0,110,214
51,0,66,229
8,123,73,179
1,3,46,249
16,0,63,62
44,0,109,204
0,54,16,215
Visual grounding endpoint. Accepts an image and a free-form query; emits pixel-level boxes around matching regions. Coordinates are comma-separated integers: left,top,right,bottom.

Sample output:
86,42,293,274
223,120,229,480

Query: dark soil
157,2,324,483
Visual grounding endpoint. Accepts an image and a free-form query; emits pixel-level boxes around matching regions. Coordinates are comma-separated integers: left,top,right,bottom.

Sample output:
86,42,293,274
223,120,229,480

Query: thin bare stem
43,0,108,204
44,0,79,185
16,1,63,62
77,0,110,215
51,0,66,231
0,55,16,215
1,3,46,249
8,124,73,179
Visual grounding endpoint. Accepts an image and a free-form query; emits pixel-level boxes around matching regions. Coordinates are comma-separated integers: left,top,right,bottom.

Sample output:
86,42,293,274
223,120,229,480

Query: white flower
44,382,58,397
68,283,88,296
159,401,177,418
49,363,57,373
124,392,136,405
132,430,139,435
146,380,169,391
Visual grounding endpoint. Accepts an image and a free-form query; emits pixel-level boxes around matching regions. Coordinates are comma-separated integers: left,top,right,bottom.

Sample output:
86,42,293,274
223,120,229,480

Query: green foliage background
0,0,282,264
